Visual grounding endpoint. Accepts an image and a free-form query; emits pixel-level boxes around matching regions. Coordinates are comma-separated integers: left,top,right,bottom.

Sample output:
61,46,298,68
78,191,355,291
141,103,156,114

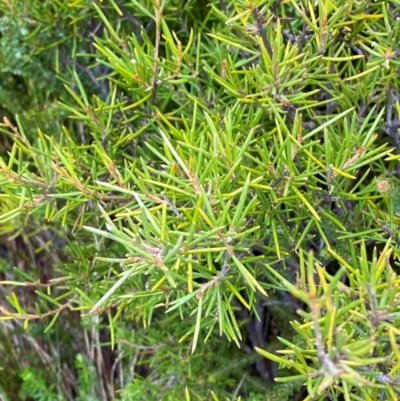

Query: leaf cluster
0,0,400,400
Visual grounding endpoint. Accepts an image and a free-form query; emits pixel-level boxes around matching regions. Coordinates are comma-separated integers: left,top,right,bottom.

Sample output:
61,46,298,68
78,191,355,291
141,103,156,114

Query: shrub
1,0,400,400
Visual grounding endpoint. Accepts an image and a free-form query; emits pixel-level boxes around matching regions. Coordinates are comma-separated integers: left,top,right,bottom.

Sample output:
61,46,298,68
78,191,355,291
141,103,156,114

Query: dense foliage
1,0,400,400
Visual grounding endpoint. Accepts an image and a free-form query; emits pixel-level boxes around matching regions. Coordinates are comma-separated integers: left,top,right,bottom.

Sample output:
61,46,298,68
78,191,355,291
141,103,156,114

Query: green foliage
1,0,400,400
0,16,34,76
74,354,101,401
19,367,63,401
258,241,400,400
18,353,99,401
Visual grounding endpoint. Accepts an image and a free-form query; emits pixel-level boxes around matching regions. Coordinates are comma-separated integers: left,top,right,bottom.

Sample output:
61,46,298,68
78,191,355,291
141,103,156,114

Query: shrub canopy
1,1,400,400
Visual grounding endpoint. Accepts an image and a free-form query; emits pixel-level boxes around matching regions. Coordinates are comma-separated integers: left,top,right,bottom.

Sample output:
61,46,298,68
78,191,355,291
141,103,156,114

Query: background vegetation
1,0,400,400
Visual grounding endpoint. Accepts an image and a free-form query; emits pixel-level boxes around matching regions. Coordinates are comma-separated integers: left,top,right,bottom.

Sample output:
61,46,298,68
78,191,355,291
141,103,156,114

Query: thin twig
151,0,162,104
0,296,76,320
253,8,273,59
310,297,339,376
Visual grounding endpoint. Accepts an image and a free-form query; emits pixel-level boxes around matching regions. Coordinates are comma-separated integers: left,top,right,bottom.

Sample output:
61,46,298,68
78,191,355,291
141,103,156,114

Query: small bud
377,177,400,214
376,179,391,194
